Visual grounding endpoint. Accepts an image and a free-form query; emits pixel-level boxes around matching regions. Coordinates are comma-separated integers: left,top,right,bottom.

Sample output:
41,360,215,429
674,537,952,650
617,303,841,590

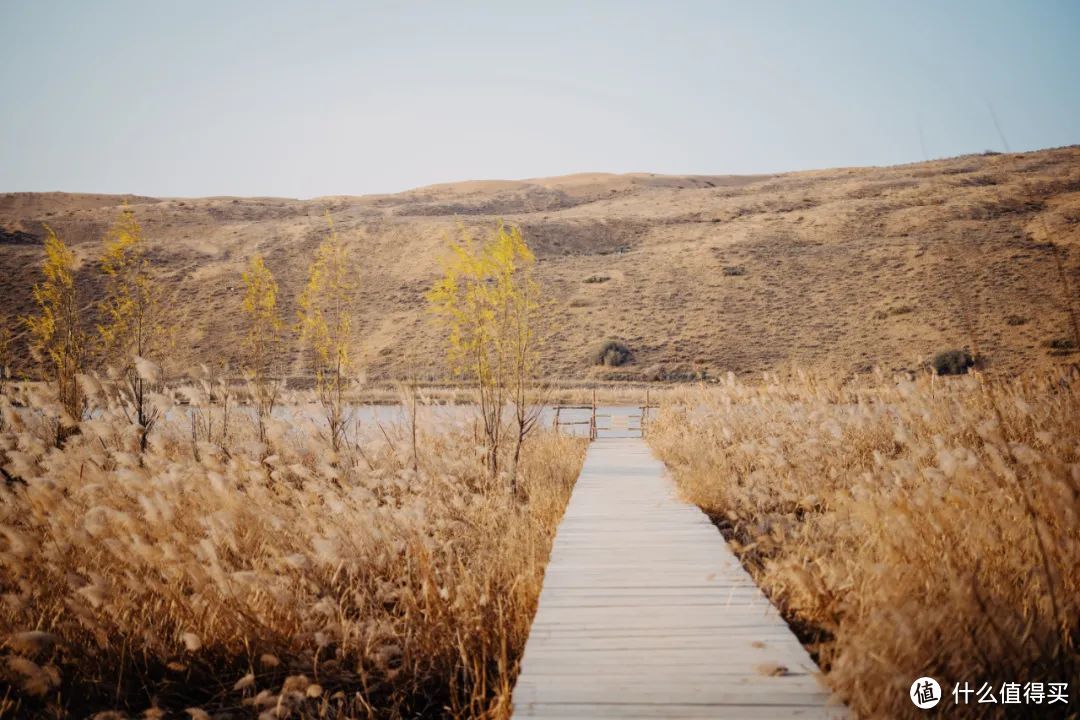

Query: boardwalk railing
552,389,657,440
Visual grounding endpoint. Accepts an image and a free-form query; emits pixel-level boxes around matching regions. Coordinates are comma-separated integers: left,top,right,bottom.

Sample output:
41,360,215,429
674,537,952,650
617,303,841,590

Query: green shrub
592,338,631,367
583,274,610,284
932,349,974,376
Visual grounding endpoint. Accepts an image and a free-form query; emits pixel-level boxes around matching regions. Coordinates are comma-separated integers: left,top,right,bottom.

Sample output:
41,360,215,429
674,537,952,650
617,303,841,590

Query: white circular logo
910,677,942,709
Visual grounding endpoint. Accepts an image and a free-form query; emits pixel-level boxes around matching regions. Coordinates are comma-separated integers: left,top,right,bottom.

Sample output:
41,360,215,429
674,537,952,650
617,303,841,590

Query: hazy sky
2,1,1078,198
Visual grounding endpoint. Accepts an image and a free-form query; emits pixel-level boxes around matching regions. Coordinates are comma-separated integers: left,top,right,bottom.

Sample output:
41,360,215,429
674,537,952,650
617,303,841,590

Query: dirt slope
2,147,1079,381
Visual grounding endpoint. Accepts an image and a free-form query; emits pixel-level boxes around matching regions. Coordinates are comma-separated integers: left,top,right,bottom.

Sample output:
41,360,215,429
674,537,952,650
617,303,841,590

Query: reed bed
0,382,586,718
649,370,1079,718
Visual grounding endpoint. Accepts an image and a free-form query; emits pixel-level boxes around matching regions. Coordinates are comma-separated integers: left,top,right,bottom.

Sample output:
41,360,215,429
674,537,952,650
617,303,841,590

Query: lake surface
273,404,650,439
16,402,650,440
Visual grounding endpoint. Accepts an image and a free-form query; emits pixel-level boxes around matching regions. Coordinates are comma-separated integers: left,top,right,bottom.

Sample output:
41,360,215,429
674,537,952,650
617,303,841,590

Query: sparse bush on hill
582,274,609,283
872,304,916,321
0,229,38,245
721,265,746,276
1043,336,1077,355
592,338,631,367
932,348,974,375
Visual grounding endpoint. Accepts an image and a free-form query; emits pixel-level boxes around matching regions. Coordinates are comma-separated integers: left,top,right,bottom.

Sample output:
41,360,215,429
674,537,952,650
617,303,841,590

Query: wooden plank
512,438,845,719
515,703,843,719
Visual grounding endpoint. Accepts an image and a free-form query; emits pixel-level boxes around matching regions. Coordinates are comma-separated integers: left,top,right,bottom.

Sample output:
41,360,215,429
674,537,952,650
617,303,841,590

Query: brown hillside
2,147,1079,381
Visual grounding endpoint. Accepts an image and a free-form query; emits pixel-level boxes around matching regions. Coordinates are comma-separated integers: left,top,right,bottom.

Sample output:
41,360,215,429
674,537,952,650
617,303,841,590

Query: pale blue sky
1,1,1077,198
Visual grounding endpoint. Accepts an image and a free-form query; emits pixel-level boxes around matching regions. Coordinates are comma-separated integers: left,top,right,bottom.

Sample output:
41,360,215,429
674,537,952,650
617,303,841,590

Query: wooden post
643,387,651,437
590,388,597,440
554,405,561,434
410,382,419,472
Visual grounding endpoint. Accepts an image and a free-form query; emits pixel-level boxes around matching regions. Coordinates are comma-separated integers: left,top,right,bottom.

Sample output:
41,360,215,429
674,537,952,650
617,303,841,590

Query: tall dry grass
0,379,585,718
649,370,1079,718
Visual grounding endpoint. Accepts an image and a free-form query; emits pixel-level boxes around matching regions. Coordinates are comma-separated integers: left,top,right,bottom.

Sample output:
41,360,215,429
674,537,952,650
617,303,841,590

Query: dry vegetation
0,381,585,718
649,370,1079,718
3,147,1080,717
3,146,1079,381
0,202,588,717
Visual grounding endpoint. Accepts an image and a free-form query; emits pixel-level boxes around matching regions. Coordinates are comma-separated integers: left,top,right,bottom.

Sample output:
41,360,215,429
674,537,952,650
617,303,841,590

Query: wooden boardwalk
513,438,844,719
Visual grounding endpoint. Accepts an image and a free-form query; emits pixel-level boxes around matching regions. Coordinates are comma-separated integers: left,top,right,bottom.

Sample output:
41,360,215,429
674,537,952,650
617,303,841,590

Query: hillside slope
2,147,1079,381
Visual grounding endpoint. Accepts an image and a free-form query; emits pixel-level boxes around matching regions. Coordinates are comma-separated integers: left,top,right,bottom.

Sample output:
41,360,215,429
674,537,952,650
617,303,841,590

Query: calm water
272,404,649,439
20,402,650,439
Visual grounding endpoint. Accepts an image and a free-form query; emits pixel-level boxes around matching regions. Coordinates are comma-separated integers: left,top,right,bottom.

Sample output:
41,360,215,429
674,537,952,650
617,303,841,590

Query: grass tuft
932,348,975,375
591,339,632,367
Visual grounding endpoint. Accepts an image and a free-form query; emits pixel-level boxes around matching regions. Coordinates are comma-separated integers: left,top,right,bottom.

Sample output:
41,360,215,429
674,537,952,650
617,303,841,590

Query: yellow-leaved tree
428,222,544,490
24,225,86,442
241,253,284,443
97,207,170,452
297,214,358,451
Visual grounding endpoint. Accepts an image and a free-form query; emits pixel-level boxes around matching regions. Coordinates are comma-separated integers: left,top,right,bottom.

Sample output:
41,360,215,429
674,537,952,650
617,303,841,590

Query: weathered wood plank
512,438,845,719
515,703,841,719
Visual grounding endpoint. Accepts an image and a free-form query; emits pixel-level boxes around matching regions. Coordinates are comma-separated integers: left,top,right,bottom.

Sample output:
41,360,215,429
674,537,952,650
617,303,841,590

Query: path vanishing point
512,437,846,719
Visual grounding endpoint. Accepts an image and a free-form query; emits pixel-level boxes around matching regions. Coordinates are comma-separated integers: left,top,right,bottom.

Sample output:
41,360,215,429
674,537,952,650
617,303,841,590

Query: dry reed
0,380,585,718
649,369,1079,718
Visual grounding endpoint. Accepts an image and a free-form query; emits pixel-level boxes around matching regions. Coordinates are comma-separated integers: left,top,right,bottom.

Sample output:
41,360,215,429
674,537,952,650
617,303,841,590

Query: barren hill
3,147,1079,381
